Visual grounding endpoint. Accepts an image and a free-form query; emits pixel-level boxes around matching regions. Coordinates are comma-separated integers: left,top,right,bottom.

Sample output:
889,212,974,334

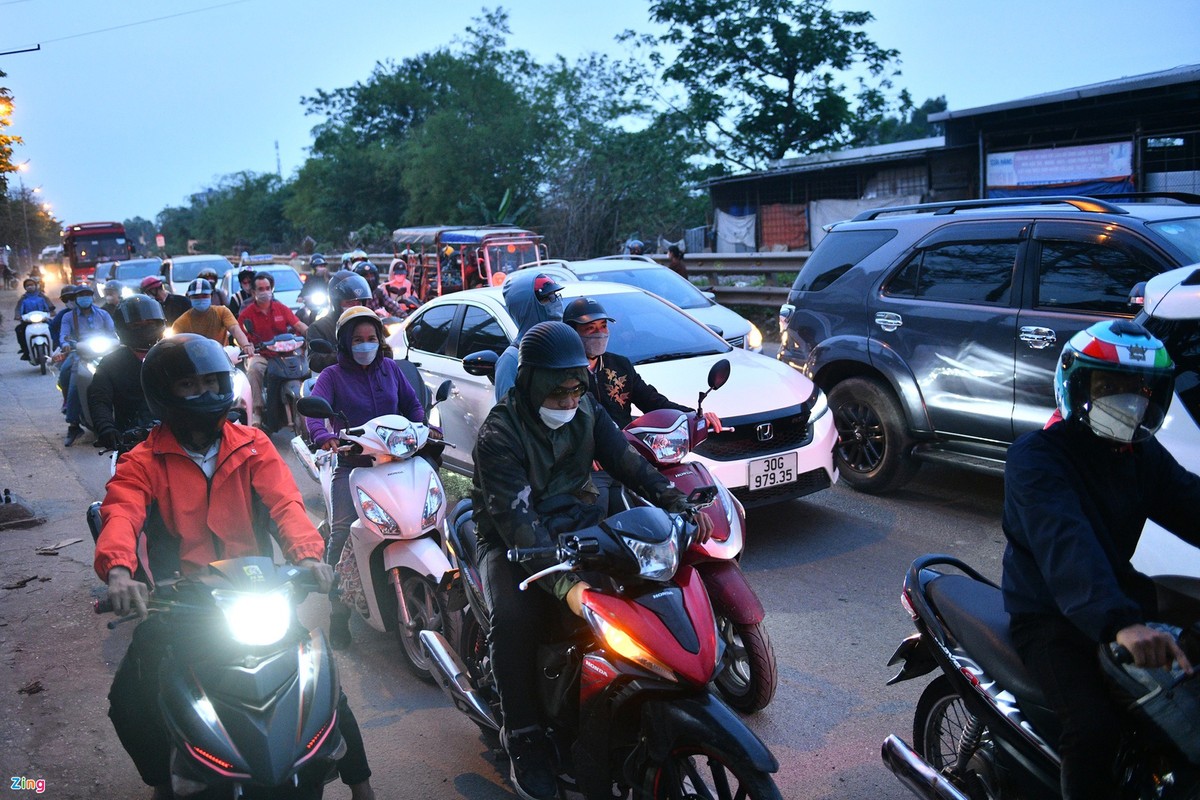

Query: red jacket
94,422,324,582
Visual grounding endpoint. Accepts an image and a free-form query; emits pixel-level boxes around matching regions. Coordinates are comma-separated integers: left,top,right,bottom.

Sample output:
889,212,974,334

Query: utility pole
275,140,282,179
17,172,32,272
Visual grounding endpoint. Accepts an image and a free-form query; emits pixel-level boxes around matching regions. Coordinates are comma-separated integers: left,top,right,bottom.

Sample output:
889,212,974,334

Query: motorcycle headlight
620,531,680,582
120,287,135,298
746,322,763,350
807,386,829,422
637,416,690,464
582,606,676,681
421,478,443,529
82,334,117,356
715,481,735,527
378,424,418,458
213,587,292,646
25,312,47,323
356,487,399,533
311,291,328,307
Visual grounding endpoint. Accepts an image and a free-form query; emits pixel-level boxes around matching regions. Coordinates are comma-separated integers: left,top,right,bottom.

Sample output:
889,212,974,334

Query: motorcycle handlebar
507,545,558,563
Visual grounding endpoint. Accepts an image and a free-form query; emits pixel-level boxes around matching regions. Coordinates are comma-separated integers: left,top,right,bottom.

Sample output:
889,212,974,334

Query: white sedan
388,281,837,507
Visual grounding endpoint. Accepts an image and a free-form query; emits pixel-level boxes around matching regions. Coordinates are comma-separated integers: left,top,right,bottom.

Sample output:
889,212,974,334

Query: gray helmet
562,297,615,327
518,321,589,370
328,270,371,305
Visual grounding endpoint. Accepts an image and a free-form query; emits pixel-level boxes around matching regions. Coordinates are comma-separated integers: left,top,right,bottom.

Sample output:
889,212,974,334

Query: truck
391,225,546,301
61,221,134,284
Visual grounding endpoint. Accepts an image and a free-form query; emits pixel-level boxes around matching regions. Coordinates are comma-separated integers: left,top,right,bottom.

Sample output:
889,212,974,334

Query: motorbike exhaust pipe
882,734,971,800
418,630,500,733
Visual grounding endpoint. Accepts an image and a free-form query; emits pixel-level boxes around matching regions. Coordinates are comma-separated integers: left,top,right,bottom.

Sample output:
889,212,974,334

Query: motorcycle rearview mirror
462,350,499,383
697,358,732,410
308,338,335,355
434,379,453,404
296,396,336,420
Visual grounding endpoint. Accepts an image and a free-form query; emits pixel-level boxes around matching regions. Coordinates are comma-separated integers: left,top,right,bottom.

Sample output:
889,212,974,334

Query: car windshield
578,267,711,310
174,258,234,282
111,259,162,280
268,269,303,292
590,291,730,364
1146,217,1200,263
1144,316,1200,429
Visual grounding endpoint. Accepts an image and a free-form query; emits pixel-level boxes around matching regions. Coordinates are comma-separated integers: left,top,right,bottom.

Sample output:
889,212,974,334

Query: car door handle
874,312,903,332
1019,326,1057,350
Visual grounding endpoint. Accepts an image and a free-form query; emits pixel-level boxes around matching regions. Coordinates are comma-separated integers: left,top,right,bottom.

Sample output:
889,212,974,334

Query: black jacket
588,351,690,429
88,347,155,441
1001,420,1200,641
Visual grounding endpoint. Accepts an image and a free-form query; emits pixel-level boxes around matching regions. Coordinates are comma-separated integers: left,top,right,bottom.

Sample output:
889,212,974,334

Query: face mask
538,405,577,430
543,297,563,322
351,342,379,365
191,298,212,313
75,295,93,309
1088,393,1150,443
581,332,609,359
255,291,272,304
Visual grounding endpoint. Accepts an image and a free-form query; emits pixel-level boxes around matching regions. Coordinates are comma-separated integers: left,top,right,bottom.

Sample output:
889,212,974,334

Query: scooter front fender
639,693,778,773
382,535,452,580
693,560,764,625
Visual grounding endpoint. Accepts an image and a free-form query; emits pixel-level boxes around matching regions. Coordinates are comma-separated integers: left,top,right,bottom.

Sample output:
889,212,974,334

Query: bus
61,221,134,284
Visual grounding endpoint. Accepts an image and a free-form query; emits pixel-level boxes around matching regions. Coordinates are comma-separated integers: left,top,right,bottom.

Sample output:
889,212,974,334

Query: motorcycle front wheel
394,571,444,682
713,617,777,713
641,743,782,800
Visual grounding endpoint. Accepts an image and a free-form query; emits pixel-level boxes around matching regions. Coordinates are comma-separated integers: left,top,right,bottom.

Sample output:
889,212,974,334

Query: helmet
349,249,369,264
532,274,564,303
139,275,164,293
340,252,352,267
627,239,645,254
335,306,384,354
519,321,589,370
310,254,327,267
22,277,37,290
141,334,234,441
196,267,219,282
563,297,615,327
328,270,372,305
114,296,166,350
59,284,80,301
353,261,379,284
1054,319,1175,443
185,278,213,297
389,257,408,275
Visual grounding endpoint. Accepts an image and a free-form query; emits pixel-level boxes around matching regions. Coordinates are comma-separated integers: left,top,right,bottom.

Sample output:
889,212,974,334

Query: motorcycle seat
927,574,1049,708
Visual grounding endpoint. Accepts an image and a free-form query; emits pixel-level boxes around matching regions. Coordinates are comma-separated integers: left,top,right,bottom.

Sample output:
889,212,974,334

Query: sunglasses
546,383,587,400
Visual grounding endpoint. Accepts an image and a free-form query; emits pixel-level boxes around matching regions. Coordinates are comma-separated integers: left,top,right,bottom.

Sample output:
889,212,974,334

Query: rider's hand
106,567,149,619
240,344,254,358
702,411,723,434
319,438,338,451
297,558,335,594
1116,623,1194,673
692,508,714,544
565,580,592,618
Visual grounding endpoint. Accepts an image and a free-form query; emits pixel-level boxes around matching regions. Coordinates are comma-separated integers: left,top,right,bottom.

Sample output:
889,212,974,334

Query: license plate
748,453,798,491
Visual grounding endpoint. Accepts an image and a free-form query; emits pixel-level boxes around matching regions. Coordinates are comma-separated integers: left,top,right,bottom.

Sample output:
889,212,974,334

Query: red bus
61,221,134,284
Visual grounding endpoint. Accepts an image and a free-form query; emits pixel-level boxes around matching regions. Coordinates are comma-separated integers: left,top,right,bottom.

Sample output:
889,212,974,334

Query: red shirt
238,300,300,345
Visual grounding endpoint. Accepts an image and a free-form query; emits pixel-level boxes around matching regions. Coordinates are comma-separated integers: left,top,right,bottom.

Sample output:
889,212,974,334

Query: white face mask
1088,393,1150,443
580,332,609,359
538,406,577,430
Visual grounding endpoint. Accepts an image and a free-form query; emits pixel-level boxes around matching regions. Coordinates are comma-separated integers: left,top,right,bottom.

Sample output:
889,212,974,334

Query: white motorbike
72,332,122,431
294,381,454,681
20,311,54,374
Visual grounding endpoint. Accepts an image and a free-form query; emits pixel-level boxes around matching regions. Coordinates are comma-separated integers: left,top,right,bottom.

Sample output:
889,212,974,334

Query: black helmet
563,297,615,327
115,296,167,351
353,261,378,280
532,274,563,303
519,321,589,370
310,253,327,267
141,334,234,442
328,270,372,305
59,284,81,301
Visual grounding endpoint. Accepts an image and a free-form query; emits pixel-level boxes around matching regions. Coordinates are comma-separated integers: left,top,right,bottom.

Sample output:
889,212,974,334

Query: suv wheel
828,377,918,494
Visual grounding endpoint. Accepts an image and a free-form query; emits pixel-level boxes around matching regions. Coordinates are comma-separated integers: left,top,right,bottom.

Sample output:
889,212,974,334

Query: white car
217,263,305,312
523,257,764,352
161,254,237,296
1131,264,1200,578
93,257,163,298
388,281,836,507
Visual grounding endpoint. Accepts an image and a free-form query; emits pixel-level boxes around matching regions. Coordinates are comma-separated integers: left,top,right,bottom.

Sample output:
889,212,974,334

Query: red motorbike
618,358,778,713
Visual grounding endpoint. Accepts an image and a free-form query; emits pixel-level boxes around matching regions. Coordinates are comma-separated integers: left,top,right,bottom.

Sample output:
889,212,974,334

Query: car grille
725,335,746,348
731,468,831,508
693,411,813,461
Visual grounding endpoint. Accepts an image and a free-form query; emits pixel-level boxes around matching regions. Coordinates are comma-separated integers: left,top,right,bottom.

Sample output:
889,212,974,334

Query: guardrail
649,251,808,308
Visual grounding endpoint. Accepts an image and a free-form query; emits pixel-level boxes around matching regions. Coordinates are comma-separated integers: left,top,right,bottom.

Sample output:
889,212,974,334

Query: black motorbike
882,554,1200,800
96,557,344,798
258,333,310,436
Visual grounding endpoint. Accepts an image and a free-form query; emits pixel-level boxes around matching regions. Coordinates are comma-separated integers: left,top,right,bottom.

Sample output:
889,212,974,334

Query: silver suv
778,194,1200,493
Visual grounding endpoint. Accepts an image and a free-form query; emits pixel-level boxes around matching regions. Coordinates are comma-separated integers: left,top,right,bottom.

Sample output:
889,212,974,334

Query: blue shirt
60,307,115,344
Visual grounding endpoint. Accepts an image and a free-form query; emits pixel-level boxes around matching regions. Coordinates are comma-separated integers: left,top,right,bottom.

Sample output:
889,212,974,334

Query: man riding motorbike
60,286,116,447
471,320,712,800
492,272,565,401
140,276,191,326
1002,319,1200,800
14,277,54,361
306,270,375,373
94,334,376,800
237,271,309,428
173,278,255,353
88,296,165,453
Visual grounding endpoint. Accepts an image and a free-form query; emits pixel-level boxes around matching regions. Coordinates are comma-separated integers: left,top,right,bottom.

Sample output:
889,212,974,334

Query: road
0,287,1008,799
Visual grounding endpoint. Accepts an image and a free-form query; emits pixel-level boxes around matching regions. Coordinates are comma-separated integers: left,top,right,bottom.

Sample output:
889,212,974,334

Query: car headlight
378,424,418,458
120,287,135,298
421,478,443,529
746,322,763,350
620,531,680,582
807,386,829,421
636,416,690,464
213,587,292,646
582,606,676,681
356,487,399,533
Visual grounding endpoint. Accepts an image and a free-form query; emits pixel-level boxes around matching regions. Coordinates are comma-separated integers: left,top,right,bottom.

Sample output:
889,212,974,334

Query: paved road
0,291,1007,799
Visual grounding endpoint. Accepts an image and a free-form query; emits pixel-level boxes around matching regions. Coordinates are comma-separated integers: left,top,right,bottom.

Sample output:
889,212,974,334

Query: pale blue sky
3,0,1197,224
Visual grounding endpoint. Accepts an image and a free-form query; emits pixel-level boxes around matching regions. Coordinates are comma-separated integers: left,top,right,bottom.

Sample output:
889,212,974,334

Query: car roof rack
851,195,1130,222
1077,191,1200,205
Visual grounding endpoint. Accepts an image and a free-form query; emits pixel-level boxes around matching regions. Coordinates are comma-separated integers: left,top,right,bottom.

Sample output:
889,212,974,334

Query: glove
98,430,119,451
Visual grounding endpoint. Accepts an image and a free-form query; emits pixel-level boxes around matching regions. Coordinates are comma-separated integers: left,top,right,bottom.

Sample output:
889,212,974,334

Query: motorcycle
617,358,778,713
882,554,1200,800
95,557,345,798
294,382,454,681
425,501,783,799
19,310,53,374
222,344,253,426
72,331,122,432
258,333,309,435
297,288,330,327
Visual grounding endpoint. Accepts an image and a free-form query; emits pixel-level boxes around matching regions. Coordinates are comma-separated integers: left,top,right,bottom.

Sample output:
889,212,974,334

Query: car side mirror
706,324,725,338
463,350,499,383
1129,280,1148,308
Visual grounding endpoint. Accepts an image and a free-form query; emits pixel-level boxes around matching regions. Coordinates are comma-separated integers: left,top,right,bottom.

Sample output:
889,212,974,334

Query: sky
3,0,1198,226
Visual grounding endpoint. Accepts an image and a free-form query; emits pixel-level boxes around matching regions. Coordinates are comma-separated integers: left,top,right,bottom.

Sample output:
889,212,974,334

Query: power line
3,0,251,51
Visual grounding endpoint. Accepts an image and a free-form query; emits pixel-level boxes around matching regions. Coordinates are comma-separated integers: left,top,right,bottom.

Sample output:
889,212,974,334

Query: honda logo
756,423,774,442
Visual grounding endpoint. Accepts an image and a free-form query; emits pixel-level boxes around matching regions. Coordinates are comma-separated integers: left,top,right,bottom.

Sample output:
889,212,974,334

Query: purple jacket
306,353,425,448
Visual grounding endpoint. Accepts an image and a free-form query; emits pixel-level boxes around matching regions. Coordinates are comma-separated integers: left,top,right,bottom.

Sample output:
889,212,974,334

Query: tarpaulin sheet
715,209,756,252
808,196,922,247
760,203,809,251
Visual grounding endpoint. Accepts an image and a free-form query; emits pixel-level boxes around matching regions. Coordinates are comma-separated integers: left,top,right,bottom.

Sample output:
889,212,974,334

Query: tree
0,71,21,194
850,94,947,146
636,0,901,170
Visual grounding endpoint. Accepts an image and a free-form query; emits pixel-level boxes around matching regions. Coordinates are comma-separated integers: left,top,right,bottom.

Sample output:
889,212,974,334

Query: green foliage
850,94,947,146
155,172,292,256
0,72,21,195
